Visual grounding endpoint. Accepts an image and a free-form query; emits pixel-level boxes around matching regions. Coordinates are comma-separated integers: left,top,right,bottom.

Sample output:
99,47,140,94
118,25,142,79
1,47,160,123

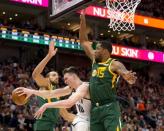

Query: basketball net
106,0,141,31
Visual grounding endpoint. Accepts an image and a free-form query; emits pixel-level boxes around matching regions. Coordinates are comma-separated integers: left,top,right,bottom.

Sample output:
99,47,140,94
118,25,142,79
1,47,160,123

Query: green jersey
37,85,59,123
89,58,119,105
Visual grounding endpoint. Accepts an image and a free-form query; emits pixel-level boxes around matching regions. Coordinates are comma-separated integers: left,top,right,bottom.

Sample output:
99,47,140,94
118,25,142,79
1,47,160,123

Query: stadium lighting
146,36,149,40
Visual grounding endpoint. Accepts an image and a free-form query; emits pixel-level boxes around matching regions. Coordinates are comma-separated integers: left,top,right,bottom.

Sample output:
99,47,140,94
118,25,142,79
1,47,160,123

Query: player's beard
95,58,101,63
95,55,103,63
95,52,103,63
50,80,58,86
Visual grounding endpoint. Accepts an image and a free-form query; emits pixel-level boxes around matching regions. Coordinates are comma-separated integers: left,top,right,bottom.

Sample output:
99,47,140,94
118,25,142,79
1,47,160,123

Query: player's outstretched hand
34,104,48,119
80,9,86,19
48,41,58,58
123,71,137,85
81,9,86,15
15,87,33,100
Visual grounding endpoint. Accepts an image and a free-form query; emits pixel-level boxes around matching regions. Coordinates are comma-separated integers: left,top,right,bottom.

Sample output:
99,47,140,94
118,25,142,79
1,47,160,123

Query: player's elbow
32,71,37,79
32,71,40,81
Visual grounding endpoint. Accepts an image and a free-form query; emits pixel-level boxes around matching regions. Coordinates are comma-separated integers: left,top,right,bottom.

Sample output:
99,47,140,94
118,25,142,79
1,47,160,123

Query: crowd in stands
0,18,78,40
0,57,163,131
0,58,37,131
118,69,164,131
136,0,164,18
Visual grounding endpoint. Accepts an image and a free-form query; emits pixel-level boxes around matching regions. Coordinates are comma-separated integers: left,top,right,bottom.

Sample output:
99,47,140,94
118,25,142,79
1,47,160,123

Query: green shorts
34,120,54,131
90,101,122,131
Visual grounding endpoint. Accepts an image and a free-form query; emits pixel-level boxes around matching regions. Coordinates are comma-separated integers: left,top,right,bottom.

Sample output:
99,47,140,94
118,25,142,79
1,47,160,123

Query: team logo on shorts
92,70,97,77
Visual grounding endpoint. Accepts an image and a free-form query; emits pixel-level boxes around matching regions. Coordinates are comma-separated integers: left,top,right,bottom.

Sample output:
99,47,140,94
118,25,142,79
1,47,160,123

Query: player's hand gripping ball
12,88,28,105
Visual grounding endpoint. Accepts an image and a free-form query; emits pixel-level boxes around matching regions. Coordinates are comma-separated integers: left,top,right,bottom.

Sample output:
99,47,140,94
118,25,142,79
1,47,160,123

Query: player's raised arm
79,10,95,61
32,41,58,88
111,60,137,85
15,86,72,99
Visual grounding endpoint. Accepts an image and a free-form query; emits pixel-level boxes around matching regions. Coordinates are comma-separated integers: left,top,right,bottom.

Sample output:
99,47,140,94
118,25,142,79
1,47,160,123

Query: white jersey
74,82,91,120
75,97,91,120
72,82,91,131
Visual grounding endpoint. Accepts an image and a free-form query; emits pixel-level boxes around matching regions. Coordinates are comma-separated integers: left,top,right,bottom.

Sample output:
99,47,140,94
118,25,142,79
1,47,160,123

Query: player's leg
90,121,105,131
104,116,122,131
90,108,105,131
103,102,122,131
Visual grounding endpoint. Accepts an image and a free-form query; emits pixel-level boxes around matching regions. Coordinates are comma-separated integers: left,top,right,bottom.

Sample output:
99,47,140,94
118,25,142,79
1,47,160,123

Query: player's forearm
79,14,95,60
45,100,74,109
62,113,76,123
60,109,76,122
32,54,52,79
32,88,70,99
32,90,57,99
79,14,88,44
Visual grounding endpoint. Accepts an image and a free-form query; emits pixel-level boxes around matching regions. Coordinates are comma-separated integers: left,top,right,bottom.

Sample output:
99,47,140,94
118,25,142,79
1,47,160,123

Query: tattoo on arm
112,61,128,75
111,60,137,84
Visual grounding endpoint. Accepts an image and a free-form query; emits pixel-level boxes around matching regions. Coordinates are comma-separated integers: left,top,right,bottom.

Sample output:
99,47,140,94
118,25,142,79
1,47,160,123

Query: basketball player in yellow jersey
16,66,91,131
31,41,75,131
79,10,137,131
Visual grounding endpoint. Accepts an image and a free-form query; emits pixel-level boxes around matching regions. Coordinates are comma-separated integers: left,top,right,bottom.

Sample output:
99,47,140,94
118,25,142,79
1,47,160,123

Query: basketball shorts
90,101,122,131
72,116,90,131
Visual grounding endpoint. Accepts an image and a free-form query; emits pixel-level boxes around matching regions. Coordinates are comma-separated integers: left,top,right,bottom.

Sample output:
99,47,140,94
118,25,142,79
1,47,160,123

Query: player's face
63,73,75,86
95,43,104,62
49,71,59,84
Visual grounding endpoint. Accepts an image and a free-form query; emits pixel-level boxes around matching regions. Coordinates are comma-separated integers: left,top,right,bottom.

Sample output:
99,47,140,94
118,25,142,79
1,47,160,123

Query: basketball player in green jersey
79,10,137,131
32,41,75,131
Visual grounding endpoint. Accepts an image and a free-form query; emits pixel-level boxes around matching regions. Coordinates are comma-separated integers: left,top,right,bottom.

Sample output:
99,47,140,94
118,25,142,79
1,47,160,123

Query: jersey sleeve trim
108,59,118,88
108,59,117,76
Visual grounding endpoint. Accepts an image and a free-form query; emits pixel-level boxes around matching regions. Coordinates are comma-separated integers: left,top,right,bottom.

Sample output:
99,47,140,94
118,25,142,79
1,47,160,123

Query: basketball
12,88,28,106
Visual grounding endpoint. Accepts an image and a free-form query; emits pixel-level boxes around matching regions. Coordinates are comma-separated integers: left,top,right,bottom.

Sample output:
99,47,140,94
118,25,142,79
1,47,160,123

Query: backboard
49,0,95,22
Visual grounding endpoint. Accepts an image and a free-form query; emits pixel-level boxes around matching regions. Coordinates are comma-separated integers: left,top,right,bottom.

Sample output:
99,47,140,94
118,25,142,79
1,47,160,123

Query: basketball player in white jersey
16,66,91,131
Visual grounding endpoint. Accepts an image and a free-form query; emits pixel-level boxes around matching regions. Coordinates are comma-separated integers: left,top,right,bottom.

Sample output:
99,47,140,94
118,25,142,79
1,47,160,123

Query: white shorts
72,116,90,131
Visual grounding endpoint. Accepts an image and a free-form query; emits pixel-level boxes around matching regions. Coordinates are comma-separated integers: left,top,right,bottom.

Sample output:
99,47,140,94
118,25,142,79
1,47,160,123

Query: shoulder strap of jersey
108,59,117,76
92,58,96,67
108,59,119,88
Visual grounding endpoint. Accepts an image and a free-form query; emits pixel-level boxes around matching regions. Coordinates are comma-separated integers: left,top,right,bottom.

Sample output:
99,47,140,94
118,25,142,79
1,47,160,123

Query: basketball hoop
106,0,141,31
